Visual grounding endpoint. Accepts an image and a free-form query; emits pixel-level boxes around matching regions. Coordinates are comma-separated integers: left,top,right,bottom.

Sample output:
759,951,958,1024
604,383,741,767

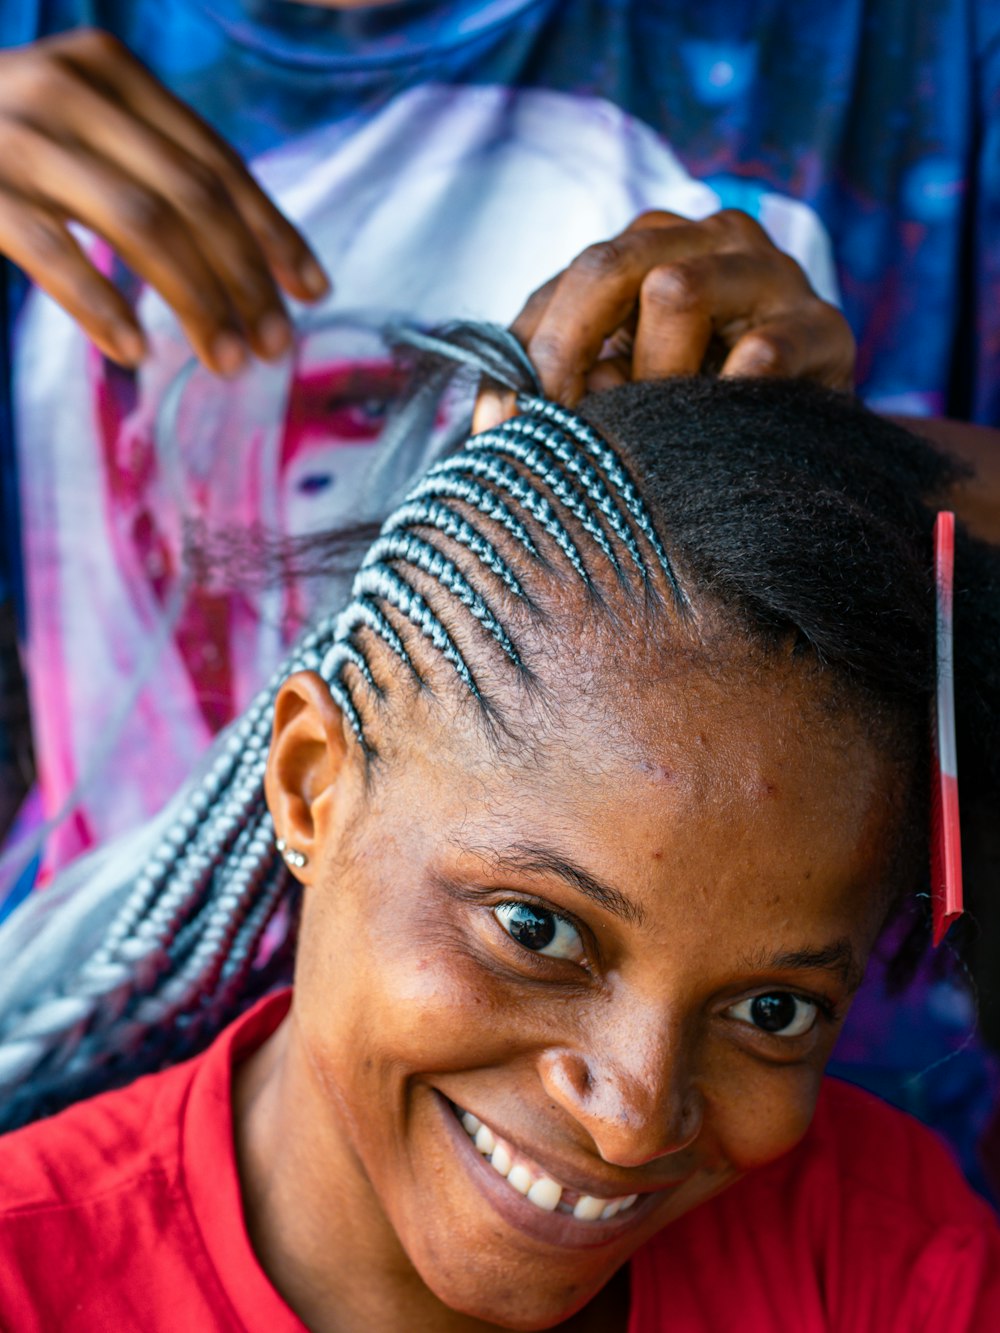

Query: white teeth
572,1195,606,1221
526,1176,562,1212
455,1106,640,1222
507,1163,533,1195
474,1124,496,1156
490,1143,512,1177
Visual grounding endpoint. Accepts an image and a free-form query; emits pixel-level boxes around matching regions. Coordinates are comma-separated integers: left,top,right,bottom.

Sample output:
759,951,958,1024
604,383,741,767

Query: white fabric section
13,84,838,868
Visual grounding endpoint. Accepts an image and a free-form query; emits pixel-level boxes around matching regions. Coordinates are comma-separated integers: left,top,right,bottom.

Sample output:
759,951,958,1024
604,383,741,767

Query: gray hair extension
0,322,683,1133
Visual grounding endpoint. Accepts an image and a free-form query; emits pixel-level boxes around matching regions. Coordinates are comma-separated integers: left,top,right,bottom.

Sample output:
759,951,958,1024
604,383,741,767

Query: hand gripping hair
1,324,999,1132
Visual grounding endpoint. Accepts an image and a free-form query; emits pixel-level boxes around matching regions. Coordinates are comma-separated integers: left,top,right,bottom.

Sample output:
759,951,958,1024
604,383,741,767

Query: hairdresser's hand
474,209,854,429
0,28,330,375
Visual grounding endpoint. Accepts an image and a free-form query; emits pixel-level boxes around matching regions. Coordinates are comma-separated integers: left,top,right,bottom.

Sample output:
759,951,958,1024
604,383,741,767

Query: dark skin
0,28,328,374
236,643,898,1332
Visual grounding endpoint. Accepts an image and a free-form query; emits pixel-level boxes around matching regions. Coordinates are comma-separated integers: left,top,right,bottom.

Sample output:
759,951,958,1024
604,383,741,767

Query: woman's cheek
299,880,523,1082
703,1057,824,1170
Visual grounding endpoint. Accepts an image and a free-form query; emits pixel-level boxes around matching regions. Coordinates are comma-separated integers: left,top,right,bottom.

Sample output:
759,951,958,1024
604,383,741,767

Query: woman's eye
727,992,819,1038
493,902,585,963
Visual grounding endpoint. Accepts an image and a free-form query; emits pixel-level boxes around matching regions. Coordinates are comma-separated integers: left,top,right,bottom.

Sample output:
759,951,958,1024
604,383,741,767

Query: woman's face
265,655,897,1329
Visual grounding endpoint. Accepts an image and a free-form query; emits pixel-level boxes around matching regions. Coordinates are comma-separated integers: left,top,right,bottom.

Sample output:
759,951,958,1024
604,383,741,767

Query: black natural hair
577,377,1000,993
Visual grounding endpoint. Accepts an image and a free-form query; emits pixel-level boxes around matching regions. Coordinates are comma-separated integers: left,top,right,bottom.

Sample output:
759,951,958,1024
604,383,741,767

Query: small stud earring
276,837,309,870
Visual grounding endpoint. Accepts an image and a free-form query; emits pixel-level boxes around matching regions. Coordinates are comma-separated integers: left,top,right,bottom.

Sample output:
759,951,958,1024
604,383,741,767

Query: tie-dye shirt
0,0,998,1196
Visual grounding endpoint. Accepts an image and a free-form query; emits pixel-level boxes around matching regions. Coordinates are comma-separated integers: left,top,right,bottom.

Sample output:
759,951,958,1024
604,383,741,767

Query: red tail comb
930,511,963,946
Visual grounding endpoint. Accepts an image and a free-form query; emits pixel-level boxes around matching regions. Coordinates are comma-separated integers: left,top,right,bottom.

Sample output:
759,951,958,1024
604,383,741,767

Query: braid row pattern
427,455,589,580
519,396,687,606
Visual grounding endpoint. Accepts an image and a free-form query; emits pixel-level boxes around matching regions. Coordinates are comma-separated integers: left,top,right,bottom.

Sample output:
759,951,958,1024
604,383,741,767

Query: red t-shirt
1,991,997,1332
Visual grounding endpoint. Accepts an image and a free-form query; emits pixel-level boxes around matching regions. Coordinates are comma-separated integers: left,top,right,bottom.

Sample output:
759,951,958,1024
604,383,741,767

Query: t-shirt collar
190,0,546,71
180,987,306,1331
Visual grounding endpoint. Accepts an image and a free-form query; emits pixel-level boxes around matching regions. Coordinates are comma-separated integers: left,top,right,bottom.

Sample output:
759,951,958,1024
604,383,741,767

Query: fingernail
113,325,146,365
472,390,514,434
257,311,293,359
211,331,247,377
298,258,330,298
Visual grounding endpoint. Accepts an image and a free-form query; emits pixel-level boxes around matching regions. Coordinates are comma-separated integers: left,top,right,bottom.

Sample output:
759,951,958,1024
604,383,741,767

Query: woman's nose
536,1014,703,1167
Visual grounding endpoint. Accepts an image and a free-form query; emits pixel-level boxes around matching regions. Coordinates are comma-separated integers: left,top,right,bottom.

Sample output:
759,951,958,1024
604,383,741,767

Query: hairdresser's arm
892,417,1000,546
474,208,854,428
0,28,329,375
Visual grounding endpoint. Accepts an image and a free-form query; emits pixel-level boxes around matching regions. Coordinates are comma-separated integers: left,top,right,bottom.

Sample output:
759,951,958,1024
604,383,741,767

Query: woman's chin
414,1262,610,1333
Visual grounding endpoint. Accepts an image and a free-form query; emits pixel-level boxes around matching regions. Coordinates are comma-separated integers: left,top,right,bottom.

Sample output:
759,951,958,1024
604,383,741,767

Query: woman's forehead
380,660,896,941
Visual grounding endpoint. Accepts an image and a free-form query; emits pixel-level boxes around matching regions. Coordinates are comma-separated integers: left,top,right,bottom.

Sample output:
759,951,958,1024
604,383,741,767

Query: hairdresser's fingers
0,29,327,367
51,79,294,363
58,29,329,304
472,271,564,431
631,248,854,388
0,190,146,364
472,387,518,433
720,307,855,389
508,208,857,404
507,271,560,352
585,353,632,394
507,210,689,346
476,221,803,424
4,125,247,374
620,208,693,235
512,223,728,404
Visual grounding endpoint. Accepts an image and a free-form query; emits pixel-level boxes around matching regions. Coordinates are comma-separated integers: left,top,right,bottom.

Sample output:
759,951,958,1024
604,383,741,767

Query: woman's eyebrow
741,940,864,991
476,843,646,926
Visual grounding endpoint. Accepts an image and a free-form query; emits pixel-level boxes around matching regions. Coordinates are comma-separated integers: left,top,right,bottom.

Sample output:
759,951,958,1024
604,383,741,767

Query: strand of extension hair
499,417,648,578
362,533,522,667
0,622,335,1073
387,321,542,396
121,737,272,970
85,616,331,967
425,455,589,583
467,430,624,578
518,396,687,607
132,814,279,1028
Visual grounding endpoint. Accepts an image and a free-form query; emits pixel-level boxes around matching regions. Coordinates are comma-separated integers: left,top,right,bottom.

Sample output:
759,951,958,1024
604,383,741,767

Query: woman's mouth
451,1102,640,1221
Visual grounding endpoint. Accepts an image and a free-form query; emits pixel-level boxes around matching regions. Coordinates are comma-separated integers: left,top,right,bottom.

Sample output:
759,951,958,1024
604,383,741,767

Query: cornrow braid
424,454,591,582
382,500,528,600
517,396,687,607
467,429,625,578
403,474,542,562
359,532,523,673
0,324,673,1132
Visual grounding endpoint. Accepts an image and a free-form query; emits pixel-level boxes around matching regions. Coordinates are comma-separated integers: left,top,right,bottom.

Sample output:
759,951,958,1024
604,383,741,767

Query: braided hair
0,325,997,1132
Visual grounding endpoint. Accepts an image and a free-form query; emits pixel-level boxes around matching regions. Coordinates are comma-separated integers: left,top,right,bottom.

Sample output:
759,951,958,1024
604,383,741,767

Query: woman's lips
455,1106,640,1220
435,1094,678,1249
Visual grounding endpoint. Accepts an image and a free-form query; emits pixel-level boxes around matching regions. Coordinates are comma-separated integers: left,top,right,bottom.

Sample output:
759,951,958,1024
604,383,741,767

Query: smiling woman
0,330,999,1332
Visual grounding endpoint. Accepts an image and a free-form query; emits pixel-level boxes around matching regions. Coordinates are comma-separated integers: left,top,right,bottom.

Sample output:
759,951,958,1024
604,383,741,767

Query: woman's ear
265,671,354,882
